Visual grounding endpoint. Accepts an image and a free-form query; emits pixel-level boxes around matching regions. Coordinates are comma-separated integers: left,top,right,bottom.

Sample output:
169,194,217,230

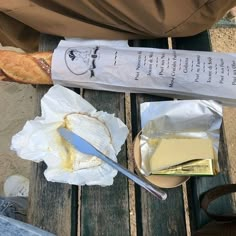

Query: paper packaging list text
132,50,236,87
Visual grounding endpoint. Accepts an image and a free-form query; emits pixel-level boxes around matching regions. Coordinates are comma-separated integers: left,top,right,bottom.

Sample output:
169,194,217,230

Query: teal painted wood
214,18,236,28
130,39,187,236
172,31,212,51
172,31,234,233
81,90,130,236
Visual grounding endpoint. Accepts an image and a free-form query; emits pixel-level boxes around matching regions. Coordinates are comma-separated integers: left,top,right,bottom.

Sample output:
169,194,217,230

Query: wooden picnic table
27,32,235,236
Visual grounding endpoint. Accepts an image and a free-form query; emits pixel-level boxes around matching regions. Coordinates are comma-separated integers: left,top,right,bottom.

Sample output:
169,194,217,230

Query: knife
58,127,167,200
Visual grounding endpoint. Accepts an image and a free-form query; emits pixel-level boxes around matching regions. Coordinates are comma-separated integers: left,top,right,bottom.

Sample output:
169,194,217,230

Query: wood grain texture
80,90,130,236
27,35,77,236
130,39,187,236
28,161,72,235
125,93,137,236
172,31,234,232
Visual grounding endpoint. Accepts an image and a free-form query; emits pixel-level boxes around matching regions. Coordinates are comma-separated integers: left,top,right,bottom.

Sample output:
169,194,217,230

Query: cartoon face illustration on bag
65,47,99,77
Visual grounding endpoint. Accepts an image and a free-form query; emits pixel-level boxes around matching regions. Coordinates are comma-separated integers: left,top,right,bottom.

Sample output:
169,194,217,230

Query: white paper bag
52,40,236,106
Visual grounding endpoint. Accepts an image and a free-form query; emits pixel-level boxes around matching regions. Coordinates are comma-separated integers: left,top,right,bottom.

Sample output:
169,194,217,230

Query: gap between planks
182,183,191,236
76,88,82,236
77,187,81,236
125,93,137,236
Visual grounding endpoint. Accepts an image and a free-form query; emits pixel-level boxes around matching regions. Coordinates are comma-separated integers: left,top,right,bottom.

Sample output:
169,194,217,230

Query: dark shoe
0,197,27,222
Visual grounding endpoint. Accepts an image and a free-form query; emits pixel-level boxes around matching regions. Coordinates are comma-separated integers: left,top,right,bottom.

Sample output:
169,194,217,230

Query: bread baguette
0,50,53,84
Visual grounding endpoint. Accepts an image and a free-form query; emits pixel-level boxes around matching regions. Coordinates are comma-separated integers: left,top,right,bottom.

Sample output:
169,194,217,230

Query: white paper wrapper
52,40,236,106
140,100,222,175
11,85,128,186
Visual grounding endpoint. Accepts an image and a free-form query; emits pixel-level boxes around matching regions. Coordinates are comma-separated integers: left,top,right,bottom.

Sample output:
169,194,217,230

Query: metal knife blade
58,127,102,157
58,127,167,200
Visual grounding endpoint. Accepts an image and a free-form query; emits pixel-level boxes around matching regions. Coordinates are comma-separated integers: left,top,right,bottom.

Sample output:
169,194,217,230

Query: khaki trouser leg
1,0,236,51
0,12,39,52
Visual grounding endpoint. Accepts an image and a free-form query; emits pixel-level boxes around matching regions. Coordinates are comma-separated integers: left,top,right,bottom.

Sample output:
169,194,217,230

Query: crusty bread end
0,50,53,84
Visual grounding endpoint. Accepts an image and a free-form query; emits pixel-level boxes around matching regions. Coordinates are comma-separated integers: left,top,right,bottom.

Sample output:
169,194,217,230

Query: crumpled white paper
11,85,128,186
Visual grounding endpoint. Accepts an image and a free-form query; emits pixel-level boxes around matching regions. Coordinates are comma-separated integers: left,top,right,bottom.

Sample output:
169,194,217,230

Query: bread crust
0,51,53,84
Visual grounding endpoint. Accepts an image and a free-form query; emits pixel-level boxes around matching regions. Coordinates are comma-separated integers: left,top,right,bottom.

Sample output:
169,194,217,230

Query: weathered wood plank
125,93,137,236
27,35,77,236
130,39,187,236
172,31,234,233
80,90,130,236
28,162,73,235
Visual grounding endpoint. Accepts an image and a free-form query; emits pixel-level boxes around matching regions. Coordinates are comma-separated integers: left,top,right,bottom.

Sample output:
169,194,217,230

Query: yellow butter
149,138,214,173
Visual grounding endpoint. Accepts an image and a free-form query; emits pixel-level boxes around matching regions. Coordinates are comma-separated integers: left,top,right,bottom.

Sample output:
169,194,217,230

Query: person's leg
1,1,236,49
227,6,236,20
0,12,39,52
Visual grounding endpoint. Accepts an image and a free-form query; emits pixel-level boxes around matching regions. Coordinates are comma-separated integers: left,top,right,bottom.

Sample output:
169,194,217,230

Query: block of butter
149,138,216,175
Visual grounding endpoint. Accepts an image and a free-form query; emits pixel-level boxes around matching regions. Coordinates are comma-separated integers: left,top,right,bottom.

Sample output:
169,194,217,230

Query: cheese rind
149,138,214,172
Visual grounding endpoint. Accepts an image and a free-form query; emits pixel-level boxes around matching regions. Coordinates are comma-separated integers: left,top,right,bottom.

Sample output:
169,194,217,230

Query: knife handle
98,153,167,200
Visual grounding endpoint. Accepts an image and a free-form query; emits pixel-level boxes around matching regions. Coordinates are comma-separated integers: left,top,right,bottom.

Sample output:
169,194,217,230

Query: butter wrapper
153,159,215,176
140,100,222,176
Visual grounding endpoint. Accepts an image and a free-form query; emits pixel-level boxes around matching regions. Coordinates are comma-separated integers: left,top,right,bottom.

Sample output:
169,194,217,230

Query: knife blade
58,127,167,200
